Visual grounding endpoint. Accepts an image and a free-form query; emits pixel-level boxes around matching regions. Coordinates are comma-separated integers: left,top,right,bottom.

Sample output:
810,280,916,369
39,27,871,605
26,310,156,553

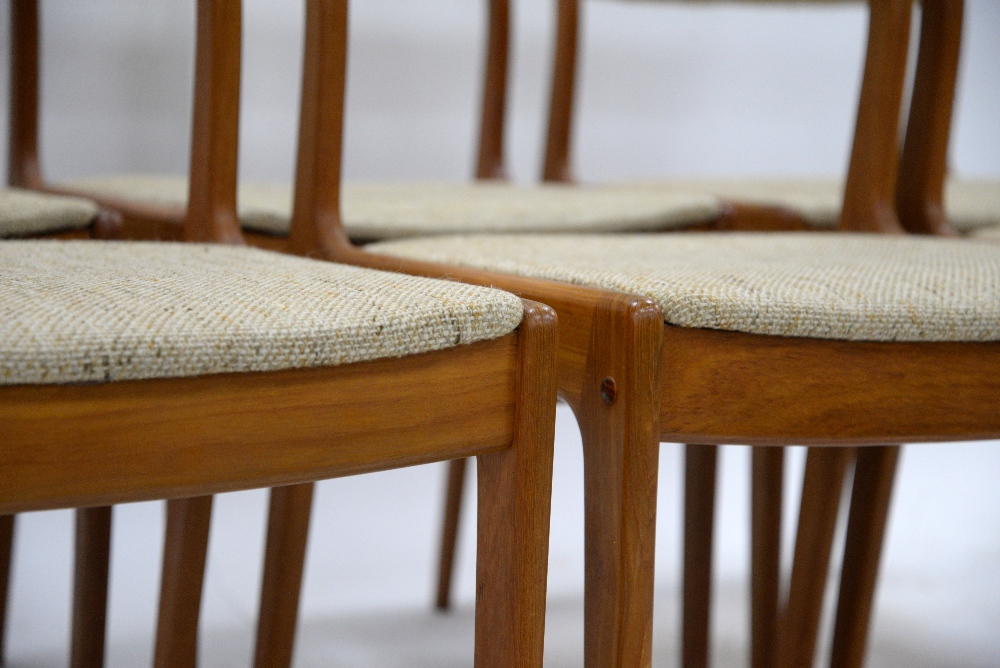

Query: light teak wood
897,0,964,236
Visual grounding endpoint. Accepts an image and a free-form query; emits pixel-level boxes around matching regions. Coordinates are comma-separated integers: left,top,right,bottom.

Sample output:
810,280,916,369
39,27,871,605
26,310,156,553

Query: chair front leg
474,302,557,667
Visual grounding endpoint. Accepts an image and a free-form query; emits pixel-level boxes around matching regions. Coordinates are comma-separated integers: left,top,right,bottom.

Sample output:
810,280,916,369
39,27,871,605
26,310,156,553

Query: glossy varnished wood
542,0,579,183
659,325,1000,446
474,301,557,666
71,507,112,668
839,0,912,233
0,334,519,513
476,0,510,180
896,0,964,236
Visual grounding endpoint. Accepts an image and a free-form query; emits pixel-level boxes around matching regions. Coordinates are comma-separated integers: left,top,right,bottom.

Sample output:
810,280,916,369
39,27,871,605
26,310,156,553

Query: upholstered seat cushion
632,178,1000,232
61,175,724,240
369,232,1000,342
0,241,522,385
0,189,99,238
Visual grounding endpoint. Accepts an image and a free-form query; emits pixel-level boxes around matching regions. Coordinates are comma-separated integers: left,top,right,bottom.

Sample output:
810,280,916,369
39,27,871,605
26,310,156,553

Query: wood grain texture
751,447,784,668
682,445,717,668
154,496,212,668
254,483,315,668
0,334,518,513
474,301,557,667
435,457,469,611
776,447,855,668
839,0,911,233
0,515,12,665
572,293,663,668
829,446,901,668
71,506,112,668
897,0,964,236
659,325,1000,446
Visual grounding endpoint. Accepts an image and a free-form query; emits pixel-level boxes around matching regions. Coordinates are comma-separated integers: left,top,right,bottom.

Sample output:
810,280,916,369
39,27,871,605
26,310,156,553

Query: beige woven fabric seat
62,175,724,240
0,188,99,238
0,241,522,385
369,232,1000,342
630,177,1000,232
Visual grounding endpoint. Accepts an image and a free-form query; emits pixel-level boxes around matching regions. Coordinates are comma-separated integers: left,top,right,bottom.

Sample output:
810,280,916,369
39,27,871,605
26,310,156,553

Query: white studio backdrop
0,1,997,187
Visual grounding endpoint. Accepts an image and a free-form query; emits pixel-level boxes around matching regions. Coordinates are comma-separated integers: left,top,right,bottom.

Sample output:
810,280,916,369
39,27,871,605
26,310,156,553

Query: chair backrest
541,0,913,233
896,0,963,235
7,0,245,245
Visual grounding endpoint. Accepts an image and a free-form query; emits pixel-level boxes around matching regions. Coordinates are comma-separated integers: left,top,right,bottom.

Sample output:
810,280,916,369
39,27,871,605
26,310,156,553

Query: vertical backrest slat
8,0,42,189
542,0,579,184
184,0,244,243
839,0,911,233
287,0,351,258
896,0,964,235
476,0,511,180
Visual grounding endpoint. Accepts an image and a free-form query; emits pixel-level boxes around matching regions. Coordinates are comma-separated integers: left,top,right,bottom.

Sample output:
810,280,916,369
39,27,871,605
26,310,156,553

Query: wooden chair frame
4,2,557,667
230,3,998,668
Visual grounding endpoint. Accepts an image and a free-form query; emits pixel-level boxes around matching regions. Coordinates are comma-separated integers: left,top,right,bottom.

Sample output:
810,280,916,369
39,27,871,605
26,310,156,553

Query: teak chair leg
71,506,112,668
154,496,213,668
776,447,855,668
829,446,900,668
254,483,315,668
0,514,13,665
473,302,557,667
682,444,718,668
573,296,663,668
751,447,784,668
435,458,468,611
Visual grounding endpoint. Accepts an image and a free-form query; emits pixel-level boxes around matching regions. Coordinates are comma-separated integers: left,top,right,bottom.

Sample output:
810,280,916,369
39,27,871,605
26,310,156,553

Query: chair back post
287,0,353,259
183,0,244,244
476,0,511,180
838,0,912,233
8,0,43,189
542,0,579,183
896,0,963,236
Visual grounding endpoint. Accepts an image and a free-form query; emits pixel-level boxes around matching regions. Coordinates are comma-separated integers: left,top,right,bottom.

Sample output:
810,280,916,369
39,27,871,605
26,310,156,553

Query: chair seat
61,175,724,240
368,232,1000,342
0,188,99,238
633,177,1000,232
0,241,522,385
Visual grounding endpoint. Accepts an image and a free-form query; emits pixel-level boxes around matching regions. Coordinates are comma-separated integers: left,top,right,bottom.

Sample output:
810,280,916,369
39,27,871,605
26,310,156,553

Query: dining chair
6,3,557,668
325,3,1000,668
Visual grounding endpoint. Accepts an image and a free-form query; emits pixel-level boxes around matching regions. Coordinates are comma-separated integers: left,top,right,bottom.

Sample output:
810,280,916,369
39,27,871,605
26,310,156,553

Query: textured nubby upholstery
0,241,523,385
369,232,1000,342
0,188,98,238
63,175,724,240
634,178,1000,232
